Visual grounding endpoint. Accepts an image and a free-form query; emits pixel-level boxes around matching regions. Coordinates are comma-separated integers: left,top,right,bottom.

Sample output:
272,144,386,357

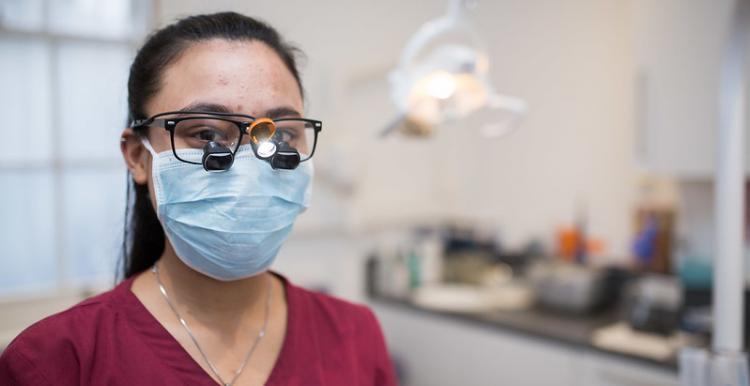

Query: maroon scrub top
0,273,398,386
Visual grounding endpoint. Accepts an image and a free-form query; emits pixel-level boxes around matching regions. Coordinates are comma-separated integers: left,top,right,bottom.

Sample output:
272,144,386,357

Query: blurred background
0,0,743,385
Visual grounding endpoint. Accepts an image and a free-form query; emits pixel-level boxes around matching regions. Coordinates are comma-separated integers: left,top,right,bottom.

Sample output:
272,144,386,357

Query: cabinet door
372,303,580,386
633,0,735,177
580,351,678,386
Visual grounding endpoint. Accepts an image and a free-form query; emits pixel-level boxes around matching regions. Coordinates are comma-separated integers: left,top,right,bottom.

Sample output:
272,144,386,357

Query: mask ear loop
140,137,158,157
135,137,164,216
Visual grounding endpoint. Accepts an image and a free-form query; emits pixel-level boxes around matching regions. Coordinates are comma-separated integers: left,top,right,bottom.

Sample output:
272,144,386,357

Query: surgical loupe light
384,0,528,138
249,118,278,159
246,118,301,170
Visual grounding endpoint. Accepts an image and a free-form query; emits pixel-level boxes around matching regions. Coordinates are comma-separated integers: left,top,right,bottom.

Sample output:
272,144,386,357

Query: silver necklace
153,264,271,386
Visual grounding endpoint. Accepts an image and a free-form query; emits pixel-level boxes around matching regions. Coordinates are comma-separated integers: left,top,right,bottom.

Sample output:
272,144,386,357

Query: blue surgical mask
142,140,313,281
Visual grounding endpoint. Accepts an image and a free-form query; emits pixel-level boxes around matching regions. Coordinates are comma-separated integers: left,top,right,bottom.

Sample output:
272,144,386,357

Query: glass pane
0,171,58,294
49,0,133,39
0,37,53,163
274,119,314,157
303,122,318,159
174,117,242,151
0,0,44,31
57,41,132,161
62,168,127,285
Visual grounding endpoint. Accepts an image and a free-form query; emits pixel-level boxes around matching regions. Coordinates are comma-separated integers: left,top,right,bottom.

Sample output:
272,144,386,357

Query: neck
154,243,272,328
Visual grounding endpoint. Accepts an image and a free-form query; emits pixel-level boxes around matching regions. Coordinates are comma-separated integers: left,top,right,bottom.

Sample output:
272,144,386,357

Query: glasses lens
273,120,317,159
172,117,241,157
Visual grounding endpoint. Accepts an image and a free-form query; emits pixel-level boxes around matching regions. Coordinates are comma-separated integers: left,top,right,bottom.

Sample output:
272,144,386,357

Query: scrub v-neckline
120,272,294,386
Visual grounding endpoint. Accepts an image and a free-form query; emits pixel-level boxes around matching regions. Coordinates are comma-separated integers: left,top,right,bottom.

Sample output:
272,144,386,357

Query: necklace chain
153,264,271,386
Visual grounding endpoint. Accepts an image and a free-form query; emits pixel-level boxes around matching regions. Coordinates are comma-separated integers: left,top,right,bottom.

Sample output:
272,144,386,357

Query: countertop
370,293,682,371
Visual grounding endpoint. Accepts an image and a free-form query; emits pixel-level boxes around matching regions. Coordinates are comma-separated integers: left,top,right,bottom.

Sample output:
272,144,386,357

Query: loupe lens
204,153,234,171
269,141,301,169
270,153,301,170
202,141,234,171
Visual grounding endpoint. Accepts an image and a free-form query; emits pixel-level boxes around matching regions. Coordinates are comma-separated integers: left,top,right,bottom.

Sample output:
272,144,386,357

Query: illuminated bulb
425,72,457,100
257,141,277,158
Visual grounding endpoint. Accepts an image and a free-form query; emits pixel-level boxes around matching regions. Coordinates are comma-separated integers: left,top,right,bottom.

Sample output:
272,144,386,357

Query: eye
196,128,225,142
174,118,239,150
273,128,297,143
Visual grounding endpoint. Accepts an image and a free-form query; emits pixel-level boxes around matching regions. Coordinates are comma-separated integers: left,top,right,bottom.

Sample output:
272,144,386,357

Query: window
0,0,152,296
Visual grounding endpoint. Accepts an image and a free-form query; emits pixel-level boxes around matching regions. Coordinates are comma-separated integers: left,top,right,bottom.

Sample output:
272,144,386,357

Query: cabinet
372,303,578,386
632,0,736,178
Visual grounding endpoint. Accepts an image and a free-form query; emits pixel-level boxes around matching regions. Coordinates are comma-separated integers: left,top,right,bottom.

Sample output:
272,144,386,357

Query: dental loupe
200,118,301,172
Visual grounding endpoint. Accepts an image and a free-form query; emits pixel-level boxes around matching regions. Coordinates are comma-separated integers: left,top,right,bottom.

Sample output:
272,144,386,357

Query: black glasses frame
131,110,323,164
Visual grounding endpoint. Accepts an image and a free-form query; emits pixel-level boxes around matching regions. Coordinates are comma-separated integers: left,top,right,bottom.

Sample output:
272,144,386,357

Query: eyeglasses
131,111,322,165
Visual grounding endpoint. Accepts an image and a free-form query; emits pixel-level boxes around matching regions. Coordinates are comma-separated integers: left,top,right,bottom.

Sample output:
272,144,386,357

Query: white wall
156,0,638,297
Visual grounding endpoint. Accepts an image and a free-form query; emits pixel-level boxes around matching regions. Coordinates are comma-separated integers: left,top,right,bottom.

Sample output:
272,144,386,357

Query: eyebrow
178,102,233,114
265,107,301,119
176,102,302,119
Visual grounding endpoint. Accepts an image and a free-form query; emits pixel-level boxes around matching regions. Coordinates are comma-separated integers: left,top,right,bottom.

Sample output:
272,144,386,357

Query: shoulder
0,281,129,385
284,279,398,384
7,283,122,350
286,280,381,335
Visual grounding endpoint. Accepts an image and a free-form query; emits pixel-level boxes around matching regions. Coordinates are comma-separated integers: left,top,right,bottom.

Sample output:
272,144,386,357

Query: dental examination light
383,0,527,138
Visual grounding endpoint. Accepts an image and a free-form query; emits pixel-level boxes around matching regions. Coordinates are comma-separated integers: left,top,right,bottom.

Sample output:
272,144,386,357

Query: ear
120,128,150,185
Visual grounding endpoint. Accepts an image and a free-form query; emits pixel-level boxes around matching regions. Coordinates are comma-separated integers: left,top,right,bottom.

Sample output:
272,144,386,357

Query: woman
0,12,397,386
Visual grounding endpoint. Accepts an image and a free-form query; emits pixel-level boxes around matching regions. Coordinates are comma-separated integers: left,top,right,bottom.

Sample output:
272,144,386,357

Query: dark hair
120,12,305,280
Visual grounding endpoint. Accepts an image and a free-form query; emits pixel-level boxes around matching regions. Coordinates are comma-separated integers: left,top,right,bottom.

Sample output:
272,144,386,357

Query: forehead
147,39,302,117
